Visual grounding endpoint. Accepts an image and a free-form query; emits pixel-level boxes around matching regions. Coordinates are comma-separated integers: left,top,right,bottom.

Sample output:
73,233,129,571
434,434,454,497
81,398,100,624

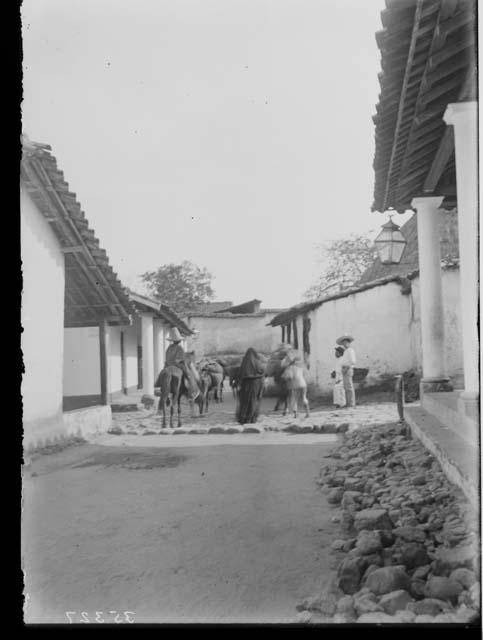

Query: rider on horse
163,327,199,400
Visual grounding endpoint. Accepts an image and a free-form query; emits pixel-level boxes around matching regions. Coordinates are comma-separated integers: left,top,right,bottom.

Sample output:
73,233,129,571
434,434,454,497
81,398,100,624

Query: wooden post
292,319,299,350
281,325,285,342
395,375,404,423
99,319,109,405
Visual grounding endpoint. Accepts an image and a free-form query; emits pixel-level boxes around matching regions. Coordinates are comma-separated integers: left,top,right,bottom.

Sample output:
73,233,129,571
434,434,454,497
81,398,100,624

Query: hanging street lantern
374,216,407,264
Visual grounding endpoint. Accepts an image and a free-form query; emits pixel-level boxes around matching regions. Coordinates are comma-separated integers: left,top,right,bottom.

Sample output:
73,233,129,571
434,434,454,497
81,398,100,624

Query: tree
304,234,378,301
141,260,215,314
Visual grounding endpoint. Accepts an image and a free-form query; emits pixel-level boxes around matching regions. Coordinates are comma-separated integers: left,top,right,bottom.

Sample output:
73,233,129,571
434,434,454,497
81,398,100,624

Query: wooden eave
372,0,476,213
21,141,135,327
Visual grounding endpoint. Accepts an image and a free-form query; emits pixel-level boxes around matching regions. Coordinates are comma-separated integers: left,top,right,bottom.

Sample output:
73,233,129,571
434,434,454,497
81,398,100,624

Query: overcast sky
21,0,413,308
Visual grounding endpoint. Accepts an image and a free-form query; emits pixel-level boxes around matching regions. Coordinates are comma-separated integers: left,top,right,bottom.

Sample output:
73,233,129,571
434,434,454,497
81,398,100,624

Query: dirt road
22,438,339,624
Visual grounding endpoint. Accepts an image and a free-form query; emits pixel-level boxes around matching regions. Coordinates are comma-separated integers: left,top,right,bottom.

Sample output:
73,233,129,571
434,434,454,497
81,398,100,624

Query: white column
444,102,479,399
153,319,164,380
411,196,450,390
141,314,155,397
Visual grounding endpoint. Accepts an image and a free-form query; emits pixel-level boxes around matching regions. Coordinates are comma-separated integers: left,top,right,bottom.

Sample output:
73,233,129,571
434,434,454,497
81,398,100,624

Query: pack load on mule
265,343,309,418
197,358,225,403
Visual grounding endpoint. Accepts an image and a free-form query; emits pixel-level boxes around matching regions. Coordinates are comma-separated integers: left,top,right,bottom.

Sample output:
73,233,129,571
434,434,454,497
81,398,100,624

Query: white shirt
341,347,356,368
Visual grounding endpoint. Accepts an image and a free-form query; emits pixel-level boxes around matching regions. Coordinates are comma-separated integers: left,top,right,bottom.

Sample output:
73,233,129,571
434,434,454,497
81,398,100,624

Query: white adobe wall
63,327,101,395
304,281,414,395
185,312,280,357
21,185,65,441
108,325,122,395
123,322,139,390
282,270,464,397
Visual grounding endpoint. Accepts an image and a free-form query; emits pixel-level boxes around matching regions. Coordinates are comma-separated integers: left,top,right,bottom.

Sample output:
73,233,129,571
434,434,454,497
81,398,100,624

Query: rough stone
400,543,430,570
342,538,357,552
412,474,427,486
356,612,398,623
242,427,261,434
449,568,477,590
208,427,226,434
409,579,427,599
353,592,383,615
296,593,337,616
424,576,463,604
344,477,366,492
354,509,393,532
288,425,313,434
395,609,416,623
412,564,431,581
409,598,449,616
331,539,346,552
379,589,413,615
336,595,356,618
341,491,363,511
355,530,382,556
432,544,476,576
378,529,395,548
469,582,480,607
366,566,411,596
392,526,426,544
337,556,368,595
328,488,344,505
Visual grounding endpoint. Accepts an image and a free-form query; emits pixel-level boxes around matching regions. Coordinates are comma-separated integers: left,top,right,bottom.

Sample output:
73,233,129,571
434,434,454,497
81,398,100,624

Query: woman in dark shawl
236,348,266,424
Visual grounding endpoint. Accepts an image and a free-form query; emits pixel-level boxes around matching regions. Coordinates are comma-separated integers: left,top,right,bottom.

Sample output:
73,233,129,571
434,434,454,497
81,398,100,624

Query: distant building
269,211,462,395
184,300,286,358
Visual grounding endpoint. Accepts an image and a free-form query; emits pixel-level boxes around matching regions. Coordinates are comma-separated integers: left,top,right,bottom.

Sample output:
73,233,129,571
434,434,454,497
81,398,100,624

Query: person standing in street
332,345,346,408
336,335,356,408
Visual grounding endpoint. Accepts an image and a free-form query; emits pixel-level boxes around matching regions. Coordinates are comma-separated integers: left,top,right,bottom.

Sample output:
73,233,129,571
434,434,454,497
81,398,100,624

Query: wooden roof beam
423,127,454,193
381,0,425,209
29,158,131,319
420,73,465,106
428,29,475,69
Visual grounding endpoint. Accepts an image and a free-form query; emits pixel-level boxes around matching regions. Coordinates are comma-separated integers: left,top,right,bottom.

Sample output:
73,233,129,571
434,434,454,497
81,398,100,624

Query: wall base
24,406,112,453
405,405,479,506
420,378,453,395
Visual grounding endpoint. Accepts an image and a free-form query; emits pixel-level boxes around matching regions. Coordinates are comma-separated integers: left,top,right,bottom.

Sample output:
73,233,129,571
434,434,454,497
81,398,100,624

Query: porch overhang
372,0,476,213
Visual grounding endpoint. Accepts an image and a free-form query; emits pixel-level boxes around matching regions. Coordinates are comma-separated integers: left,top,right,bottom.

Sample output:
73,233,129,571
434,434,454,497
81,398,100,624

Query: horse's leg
161,398,167,429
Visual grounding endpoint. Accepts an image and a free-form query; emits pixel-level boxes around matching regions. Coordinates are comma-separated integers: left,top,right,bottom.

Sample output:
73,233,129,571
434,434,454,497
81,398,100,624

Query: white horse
280,351,310,419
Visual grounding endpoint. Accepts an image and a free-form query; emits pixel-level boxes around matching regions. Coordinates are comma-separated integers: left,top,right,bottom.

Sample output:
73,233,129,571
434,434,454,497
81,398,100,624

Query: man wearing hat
164,327,199,399
336,335,356,408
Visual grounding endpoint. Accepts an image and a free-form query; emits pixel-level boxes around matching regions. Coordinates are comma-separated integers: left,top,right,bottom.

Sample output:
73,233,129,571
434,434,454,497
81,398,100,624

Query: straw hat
336,335,354,345
167,327,183,342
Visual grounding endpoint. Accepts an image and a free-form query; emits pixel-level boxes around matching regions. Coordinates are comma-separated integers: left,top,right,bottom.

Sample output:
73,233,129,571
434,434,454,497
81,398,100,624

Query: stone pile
297,422,480,624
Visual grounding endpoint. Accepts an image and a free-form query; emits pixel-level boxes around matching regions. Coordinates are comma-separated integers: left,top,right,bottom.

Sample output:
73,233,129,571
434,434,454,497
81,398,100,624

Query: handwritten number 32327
65,611,135,623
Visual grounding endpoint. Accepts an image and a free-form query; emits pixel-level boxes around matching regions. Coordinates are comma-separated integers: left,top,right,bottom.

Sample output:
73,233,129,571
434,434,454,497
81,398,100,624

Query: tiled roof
372,0,476,213
192,301,233,313
128,291,193,336
215,299,262,314
21,136,134,327
268,275,412,327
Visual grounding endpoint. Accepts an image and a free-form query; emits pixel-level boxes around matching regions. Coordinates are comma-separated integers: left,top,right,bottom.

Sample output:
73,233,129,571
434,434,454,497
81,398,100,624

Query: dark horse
156,353,201,428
